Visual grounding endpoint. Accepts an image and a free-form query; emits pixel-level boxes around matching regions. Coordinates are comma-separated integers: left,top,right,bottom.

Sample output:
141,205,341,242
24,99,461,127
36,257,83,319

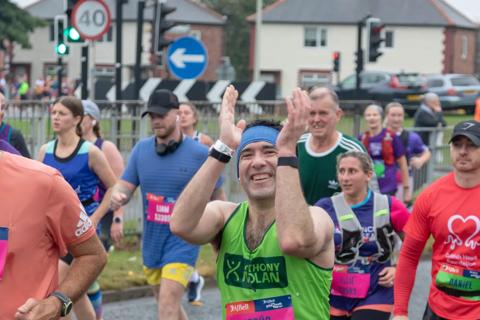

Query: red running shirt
403,173,480,320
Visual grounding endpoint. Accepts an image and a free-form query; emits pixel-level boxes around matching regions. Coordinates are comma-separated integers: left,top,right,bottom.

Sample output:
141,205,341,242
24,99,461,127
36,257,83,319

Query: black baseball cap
449,120,480,146
141,89,179,117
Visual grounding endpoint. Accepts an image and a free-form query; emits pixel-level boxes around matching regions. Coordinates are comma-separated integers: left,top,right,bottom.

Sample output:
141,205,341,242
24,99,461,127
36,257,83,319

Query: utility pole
253,0,262,81
134,0,145,100
115,0,126,101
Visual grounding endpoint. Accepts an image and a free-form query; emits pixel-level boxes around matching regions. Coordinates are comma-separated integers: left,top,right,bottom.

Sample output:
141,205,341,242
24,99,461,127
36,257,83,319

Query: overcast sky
11,0,480,23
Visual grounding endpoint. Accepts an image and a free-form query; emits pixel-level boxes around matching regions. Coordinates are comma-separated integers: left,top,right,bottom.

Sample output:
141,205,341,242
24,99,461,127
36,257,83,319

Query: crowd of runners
0,85,479,320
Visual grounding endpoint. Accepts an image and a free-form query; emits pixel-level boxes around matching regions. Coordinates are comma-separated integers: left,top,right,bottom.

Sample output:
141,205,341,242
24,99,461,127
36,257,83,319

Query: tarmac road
103,259,432,320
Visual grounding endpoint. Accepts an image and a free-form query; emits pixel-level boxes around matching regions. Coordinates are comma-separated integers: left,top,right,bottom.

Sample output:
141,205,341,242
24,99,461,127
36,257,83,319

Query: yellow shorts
143,263,194,287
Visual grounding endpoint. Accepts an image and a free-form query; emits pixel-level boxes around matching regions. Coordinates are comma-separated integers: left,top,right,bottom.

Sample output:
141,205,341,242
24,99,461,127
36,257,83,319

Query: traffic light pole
57,57,63,97
353,16,370,136
81,44,89,99
134,0,145,100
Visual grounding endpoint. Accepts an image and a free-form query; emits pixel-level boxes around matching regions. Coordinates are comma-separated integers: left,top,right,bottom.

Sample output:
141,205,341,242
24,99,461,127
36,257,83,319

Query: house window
461,35,468,60
299,71,331,89
304,27,327,47
385,31,394,48
189,30,201,40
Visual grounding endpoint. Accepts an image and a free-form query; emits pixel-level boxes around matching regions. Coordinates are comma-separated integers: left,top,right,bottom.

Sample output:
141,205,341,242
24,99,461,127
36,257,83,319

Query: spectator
0,150,107,319
414,92,447,146
110,89,225,320
316,151,409,320
0,92,31,157
360,104,411,204
297,86,377,205
393,120,480,320
171,86,334,319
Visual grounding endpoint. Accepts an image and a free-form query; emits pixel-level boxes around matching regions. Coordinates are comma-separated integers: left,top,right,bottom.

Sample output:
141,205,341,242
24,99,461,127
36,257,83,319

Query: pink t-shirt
0,152,96,318
404,173,480,320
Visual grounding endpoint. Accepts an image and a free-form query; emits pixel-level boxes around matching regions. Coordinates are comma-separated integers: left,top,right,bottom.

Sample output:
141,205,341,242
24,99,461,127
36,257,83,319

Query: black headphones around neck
155,134,183,156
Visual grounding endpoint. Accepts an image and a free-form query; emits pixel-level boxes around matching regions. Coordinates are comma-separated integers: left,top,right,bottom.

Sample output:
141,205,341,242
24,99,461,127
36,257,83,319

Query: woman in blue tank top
179,102,214,146
38,97,117,320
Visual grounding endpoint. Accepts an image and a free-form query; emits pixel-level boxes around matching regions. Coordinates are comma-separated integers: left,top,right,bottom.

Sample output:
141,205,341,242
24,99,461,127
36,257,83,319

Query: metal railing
2,100,453,233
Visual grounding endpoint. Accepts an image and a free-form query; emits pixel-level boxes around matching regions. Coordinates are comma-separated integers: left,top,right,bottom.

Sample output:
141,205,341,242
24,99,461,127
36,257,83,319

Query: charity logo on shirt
444,214,480,250
223,253,288,290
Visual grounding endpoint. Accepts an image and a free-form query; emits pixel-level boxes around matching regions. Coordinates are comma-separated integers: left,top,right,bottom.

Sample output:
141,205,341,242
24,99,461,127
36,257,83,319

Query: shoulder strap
331,194,363,235
399,130,410,149
372,192,390,235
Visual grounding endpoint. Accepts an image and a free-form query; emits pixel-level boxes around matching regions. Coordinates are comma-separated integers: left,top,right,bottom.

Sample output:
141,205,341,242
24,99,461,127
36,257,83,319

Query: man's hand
276,88,310,155
378,266,396,288
15,297,61,320
403,189,412,206
110,190,128,211
410,157,424,170
218,85,246,150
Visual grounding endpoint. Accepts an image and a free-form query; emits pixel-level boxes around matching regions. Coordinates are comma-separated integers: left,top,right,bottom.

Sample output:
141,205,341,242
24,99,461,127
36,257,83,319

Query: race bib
0,227,8,281
146,193,175,224
435,263,480,298
226,295,295,320
331,264,370,298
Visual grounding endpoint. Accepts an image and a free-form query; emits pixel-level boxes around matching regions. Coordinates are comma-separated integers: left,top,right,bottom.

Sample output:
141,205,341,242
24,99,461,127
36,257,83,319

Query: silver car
426,74,480,114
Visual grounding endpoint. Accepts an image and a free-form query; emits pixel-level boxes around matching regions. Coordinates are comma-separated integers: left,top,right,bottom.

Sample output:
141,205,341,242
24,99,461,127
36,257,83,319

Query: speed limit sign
72,0,112,41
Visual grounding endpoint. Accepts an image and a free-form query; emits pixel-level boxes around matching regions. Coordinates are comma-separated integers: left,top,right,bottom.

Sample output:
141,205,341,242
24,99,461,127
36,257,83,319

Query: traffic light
333,51,341,72
367,17,385,62
155,3,177,54
54,15,69,56
65,25,83,43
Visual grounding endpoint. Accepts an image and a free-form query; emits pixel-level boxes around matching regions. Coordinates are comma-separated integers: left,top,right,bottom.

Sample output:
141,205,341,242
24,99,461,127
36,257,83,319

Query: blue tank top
43,139,99,216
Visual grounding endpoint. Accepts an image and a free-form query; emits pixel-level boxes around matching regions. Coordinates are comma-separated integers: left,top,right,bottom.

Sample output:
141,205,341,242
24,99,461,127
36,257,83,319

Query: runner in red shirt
393,120,480,320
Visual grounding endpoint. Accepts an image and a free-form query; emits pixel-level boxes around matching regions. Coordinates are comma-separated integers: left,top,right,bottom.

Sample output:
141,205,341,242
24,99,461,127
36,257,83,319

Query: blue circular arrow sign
167,36,208,80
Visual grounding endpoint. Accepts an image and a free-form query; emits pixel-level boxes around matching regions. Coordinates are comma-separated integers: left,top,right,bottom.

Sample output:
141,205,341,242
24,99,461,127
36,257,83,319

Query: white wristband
212,140,235,157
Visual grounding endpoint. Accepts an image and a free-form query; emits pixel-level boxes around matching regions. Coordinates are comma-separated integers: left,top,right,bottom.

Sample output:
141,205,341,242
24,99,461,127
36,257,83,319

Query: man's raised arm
171,85,245,244
275,89,334,263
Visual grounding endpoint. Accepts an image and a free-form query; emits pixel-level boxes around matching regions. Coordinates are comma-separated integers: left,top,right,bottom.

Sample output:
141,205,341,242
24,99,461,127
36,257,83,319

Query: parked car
425,74,480,114
334,71,428,116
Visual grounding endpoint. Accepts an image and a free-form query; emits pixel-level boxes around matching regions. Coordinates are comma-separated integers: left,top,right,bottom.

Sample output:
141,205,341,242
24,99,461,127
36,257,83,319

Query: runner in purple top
0,139,20,155
359,105,411,205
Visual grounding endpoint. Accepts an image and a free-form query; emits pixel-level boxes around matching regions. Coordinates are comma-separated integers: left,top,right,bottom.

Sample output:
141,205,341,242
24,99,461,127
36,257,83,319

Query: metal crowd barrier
2,100,453,234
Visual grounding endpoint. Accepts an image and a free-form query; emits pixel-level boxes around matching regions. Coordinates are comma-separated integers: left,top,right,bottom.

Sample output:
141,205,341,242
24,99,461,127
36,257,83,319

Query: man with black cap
110,89,225,319
393,120,480,320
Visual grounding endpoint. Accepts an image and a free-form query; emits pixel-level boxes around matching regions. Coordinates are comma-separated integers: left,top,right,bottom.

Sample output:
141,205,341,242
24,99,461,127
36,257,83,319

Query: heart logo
445,215,480,250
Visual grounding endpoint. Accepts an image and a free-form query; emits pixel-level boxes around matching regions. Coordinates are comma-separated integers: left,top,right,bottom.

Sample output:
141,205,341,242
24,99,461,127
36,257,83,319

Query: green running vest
216,202,332,319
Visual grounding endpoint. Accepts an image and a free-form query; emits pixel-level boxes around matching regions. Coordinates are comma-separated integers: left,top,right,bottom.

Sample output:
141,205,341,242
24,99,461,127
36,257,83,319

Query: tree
202,0,275,81
0,0,46,49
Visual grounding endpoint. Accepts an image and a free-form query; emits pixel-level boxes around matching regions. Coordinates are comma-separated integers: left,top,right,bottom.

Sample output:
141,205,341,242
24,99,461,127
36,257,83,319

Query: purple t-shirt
360,128,405,194
398,130,427,161
0,139,20,155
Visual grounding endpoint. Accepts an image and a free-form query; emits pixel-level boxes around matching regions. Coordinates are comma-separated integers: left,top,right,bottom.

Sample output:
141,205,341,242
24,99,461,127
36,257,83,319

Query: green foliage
202,0,276,80
0,0,46,48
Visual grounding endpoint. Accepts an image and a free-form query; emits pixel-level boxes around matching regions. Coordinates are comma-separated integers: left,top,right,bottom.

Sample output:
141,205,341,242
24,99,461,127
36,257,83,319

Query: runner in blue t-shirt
111,89,225,320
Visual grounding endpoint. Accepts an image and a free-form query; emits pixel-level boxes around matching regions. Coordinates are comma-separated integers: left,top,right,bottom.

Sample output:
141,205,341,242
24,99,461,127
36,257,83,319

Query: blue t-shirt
43,139,99,216
122,136,223,268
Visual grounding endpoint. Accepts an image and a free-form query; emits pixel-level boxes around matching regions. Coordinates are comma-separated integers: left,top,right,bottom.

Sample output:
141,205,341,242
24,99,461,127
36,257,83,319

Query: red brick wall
443,28,476,74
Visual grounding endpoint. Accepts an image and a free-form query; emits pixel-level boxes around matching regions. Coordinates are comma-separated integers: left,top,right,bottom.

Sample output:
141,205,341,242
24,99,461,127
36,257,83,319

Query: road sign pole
115,0,124,101
57,57,63,97
81,43,89,99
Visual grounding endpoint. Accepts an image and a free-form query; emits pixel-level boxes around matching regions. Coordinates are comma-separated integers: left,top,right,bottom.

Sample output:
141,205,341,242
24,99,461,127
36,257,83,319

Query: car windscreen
451,76,480,86
397,74,425,85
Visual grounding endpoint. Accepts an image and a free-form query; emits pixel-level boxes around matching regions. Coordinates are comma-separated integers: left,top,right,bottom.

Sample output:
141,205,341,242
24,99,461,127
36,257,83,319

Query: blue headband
236,125,280,177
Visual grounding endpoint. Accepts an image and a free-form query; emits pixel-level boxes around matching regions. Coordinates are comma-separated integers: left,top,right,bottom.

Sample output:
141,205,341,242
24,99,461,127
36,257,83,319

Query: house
12,0,225,96
248,0,478,96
